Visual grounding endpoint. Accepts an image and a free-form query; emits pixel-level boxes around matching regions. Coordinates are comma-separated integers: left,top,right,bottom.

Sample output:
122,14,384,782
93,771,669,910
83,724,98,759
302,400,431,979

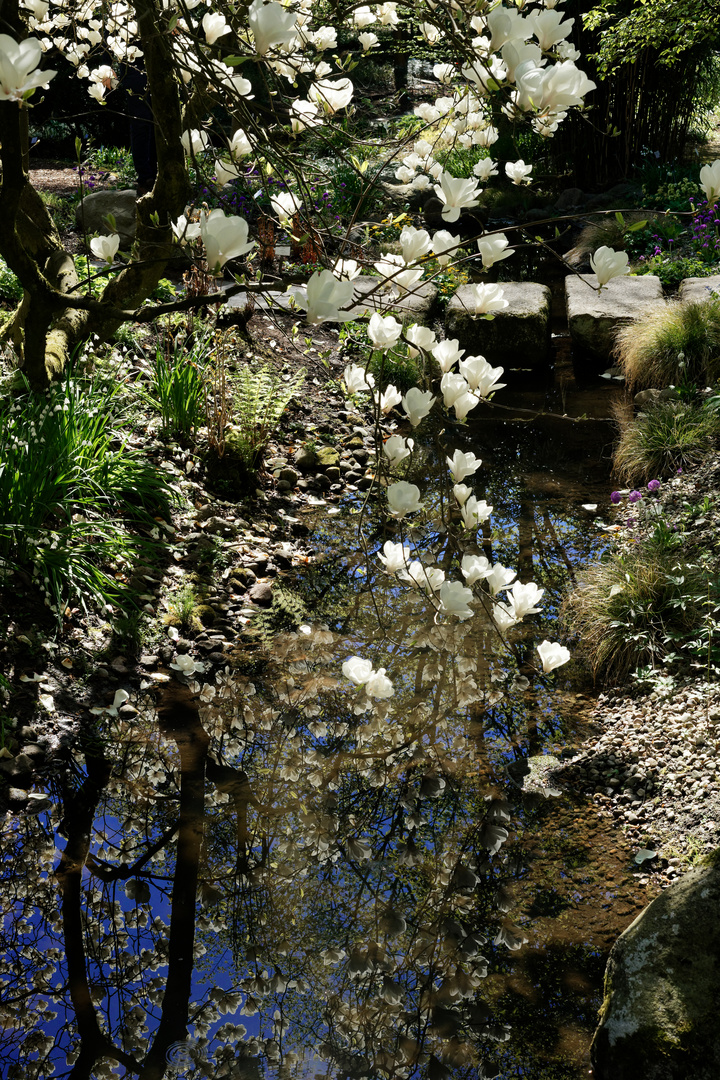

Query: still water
0,381,652,1080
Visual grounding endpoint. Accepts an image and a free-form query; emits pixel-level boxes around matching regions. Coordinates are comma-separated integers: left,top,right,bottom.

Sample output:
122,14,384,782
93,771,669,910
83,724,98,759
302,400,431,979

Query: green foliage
613,401,720,483
435,145,490,180
0,258,23,304
635,253,719,286
615,297,720,389
84,144,137,189
150,278,178,303
324,160,386,222
0,373,170,617
147,331,212,441
584,0,718,73
339,318,422,391
224,364,305,474
168,585,200,632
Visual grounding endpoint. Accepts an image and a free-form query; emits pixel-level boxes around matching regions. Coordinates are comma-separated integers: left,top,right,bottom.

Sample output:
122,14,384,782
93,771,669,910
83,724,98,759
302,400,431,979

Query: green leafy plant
340,318,422,391
0,373,170,617
222,364,306,478
167,584,200,632
147,331,212,441
84,144,137,189
0,257,23,304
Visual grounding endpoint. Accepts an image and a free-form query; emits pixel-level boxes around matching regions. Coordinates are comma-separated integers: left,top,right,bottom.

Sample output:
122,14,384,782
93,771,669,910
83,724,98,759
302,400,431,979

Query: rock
348,277,438,325
554,187,585,211
278,467,298,487
194,604,217,627
294,444,319,471
231,567,256,587
316,446,340,469
445,282,552,374
7,787,28,807
248,582,273,607
592,854,720,1079
677,275,720,305
566,275,664,373
584,182,642,212
326,466,341,483
75,189,138,249
202,516,239,538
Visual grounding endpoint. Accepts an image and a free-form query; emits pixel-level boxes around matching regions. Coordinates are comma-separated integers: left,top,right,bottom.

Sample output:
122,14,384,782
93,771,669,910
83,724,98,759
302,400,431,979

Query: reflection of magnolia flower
590,246,630,287
507,579,544,618
447,449,482,482
537,639,571,672
438,580,474,620
90,233,120,263
342,656,374,684
387,480,422,517
402,387,435,427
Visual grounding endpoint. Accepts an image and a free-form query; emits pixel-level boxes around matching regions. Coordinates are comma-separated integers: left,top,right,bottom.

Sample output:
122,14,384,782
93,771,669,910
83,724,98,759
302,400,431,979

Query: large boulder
75,189,138,249
591,854,720,1080
445,282,551,374
566,274,664,373
677,275,720,304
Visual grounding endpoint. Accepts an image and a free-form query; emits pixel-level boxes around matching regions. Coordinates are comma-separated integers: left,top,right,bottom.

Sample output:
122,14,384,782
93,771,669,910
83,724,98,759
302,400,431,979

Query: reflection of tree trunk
140,684,209,1080
56,729,139,1079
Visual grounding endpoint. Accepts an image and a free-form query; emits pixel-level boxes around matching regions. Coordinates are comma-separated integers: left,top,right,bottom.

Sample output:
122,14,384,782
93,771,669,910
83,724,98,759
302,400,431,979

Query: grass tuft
613,400,720,483
615,296,720,390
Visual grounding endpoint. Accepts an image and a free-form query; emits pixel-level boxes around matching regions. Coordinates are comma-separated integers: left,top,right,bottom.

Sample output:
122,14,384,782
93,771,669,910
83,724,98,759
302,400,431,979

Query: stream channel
1,293,655,1080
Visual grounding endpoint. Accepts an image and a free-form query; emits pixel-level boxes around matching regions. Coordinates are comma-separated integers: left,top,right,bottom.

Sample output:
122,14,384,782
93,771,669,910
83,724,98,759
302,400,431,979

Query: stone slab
566,274,664,367
677,274,720,304
592,857,720,1080
226,276,437,325
75,189,138,248
445,282,551,371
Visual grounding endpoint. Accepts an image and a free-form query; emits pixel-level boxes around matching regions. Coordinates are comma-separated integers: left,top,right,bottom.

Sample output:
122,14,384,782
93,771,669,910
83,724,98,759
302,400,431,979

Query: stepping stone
678,275,720,304
445,282,551,372
565,274,664,370
225,276,437,326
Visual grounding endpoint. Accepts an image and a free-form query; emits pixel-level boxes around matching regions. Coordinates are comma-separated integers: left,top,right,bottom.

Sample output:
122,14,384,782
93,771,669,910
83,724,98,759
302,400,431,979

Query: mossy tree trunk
0,0,191,389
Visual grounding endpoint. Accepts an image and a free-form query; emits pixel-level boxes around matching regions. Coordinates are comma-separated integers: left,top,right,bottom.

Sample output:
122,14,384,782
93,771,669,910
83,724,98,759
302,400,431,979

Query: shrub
0,258,23,304
0,373,170,616
563,543,708,681
613,401,720,483
615,296,720,389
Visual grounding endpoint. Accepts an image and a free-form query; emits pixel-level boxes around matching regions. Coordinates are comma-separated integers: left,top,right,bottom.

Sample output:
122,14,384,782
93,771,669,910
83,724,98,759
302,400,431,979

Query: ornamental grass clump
148,329,213,441
0,374,170,616
613,400,720,483
615,296,720,389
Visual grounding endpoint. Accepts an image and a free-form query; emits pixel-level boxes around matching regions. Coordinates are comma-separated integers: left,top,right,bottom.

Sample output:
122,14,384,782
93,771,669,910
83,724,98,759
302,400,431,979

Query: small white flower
90,233,120,263
170,654,205,677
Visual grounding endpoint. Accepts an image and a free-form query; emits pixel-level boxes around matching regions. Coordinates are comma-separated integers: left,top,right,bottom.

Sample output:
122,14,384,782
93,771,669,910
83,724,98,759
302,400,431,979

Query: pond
0,369,652,1080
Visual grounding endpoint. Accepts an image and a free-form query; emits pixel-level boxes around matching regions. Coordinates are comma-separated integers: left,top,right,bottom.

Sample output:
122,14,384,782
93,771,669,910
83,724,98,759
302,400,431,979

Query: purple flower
677,467,683,475
647,479,661,492
628,490,643,504
610,491,622,504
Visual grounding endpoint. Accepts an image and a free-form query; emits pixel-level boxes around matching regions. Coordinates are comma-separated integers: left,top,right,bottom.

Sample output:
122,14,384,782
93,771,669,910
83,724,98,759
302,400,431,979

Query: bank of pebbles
553,452,720,888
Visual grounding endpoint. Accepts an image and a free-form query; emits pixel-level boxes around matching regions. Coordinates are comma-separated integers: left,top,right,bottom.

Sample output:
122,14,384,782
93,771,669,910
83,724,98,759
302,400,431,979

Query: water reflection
1,406,647,1080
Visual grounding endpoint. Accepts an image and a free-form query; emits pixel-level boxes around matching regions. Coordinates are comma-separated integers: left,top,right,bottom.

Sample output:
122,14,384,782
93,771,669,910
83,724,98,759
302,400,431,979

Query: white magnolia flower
473,158,499,181
230,129,252,158
476,233,514,269
172,214,201,244
441,371,470,409
378,541,411,574
379,384,402,414
203,12,230,44
358,32,379,51
447,449,482,482
433,338,464,373
343,363,375,394
332,258,361,281
290,99,320,132
493,602,518,632
383,434,413,465
402,387,435,426
353,6,376,27
308,77,354,113
368,312,403,350
170,654,205,676
288,269,355,325
405,323,437,357
248,0,298,54
311,26,337,51
434,171,482,222
590,246,630,287
214,158,241,185
270,191,302,224
461,553,492,584
342,656,374,684
438,580,474,620
467,282,508,316
530,8,574,51
421,22,443,44
90,233,120,263
700,159,720,206
433,62,455,85
181,128,210,156
461,495,493,529
431,229,460,266
486,562,516,595
399,225,432,264
459,355,506,397
374,254,424,295
200,209,254,273
506,580,544,618
537,639,571,672
0,34,56,102
505,159,533,184
365,668,394,698
387,481,423,517
453,483,473,505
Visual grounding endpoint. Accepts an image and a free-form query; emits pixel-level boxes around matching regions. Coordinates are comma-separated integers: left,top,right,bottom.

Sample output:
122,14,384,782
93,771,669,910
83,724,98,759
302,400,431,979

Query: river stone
445,282,551,373
294,444,319,471
566,274,664,371
591,853,720,1080
75,189,138,249
346,278,438,325
316,446,340,469
677,275,720,304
